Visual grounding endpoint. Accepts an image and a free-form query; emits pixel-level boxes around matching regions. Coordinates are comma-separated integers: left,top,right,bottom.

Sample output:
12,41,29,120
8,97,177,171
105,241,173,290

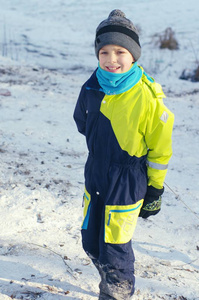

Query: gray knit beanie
95,9,141,61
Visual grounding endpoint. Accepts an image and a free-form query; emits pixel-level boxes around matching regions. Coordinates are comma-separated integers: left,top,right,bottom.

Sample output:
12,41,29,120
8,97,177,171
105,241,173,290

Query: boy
73,9,174,300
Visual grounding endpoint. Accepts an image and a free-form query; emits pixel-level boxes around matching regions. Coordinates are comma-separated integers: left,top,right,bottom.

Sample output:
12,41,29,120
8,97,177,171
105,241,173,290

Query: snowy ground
0,0,199,299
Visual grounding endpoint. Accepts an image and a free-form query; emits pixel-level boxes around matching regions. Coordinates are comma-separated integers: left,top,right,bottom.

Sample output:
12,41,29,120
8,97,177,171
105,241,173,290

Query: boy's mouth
106,66,121,73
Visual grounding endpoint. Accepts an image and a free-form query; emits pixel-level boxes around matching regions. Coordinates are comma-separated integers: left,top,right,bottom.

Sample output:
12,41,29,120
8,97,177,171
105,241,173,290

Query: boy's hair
95,9,141,61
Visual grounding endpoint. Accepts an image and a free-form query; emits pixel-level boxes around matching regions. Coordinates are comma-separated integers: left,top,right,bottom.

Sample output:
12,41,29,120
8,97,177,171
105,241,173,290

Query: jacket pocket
81,187,91,230
104,199,143,244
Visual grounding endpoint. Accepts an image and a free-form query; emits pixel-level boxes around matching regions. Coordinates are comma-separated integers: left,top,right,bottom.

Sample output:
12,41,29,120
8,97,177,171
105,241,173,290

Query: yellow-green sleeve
145,94,174,189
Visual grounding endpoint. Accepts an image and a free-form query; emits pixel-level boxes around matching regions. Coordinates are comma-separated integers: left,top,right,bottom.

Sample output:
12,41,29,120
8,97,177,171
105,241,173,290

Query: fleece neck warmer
96,62,143,95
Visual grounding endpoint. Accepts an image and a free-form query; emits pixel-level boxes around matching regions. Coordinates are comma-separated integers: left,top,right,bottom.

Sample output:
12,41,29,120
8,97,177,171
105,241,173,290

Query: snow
0,0,199,299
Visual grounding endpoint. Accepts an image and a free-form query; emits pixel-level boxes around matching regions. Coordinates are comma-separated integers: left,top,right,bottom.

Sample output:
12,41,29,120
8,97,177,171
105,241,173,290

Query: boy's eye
118,51,126,54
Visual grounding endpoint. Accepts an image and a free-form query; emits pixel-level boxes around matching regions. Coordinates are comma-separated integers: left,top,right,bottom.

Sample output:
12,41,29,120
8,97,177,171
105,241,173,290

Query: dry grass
154,27,179,50
180,65,199,82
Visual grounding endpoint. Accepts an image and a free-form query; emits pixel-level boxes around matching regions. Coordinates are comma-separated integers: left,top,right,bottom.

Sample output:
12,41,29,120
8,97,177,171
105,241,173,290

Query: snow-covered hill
0,0,199,299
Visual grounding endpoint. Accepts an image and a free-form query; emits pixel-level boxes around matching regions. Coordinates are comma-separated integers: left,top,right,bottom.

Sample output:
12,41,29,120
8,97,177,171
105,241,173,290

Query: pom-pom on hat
95,9,141,61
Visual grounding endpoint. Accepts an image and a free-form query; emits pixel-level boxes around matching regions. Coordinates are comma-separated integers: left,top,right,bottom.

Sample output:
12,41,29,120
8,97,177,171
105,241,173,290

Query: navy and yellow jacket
74,69,174,184
74,69,174,242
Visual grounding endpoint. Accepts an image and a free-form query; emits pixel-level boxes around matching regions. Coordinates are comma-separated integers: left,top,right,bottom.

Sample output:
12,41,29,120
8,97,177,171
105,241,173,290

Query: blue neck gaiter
96,62,143,95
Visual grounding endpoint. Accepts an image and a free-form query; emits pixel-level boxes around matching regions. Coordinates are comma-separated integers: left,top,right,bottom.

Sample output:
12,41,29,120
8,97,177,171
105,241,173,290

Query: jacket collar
86,69,103,91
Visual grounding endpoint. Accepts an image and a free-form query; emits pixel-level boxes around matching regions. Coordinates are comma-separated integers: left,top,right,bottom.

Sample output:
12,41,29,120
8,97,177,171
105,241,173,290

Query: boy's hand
139,186,164,219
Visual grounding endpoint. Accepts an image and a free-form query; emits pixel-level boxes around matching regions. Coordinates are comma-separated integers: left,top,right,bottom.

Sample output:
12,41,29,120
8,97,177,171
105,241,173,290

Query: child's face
99,44,135,73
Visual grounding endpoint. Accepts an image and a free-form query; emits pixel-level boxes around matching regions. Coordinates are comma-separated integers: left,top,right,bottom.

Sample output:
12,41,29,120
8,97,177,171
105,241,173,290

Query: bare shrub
154,27,179,50
180,65,199,82
179,41,199,82
194,65,199,81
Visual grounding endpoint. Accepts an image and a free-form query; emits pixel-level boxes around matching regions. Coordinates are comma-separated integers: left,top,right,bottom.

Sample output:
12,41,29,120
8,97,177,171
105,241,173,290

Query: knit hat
95,9,141,61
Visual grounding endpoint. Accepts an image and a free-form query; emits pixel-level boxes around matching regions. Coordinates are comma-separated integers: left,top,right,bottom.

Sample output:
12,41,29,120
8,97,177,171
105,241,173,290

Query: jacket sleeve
73,84,87,136
145,83,174,189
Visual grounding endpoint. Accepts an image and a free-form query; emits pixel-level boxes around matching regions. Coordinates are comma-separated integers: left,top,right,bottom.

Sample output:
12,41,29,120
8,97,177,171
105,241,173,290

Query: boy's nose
108,52,117,63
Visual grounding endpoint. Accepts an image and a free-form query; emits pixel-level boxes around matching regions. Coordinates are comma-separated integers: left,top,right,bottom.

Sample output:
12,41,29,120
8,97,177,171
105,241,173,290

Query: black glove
139,185,164,219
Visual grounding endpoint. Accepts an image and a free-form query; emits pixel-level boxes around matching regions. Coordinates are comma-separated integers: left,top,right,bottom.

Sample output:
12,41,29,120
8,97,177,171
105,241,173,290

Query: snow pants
81,152,147,299
81,191,139,300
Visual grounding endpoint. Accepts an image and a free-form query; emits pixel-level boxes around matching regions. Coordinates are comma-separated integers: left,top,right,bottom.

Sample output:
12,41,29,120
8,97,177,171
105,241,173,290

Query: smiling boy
74,9,174,300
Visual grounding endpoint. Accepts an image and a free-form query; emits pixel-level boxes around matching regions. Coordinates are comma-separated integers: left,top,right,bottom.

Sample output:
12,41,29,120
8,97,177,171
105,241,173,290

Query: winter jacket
74,69,174,244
